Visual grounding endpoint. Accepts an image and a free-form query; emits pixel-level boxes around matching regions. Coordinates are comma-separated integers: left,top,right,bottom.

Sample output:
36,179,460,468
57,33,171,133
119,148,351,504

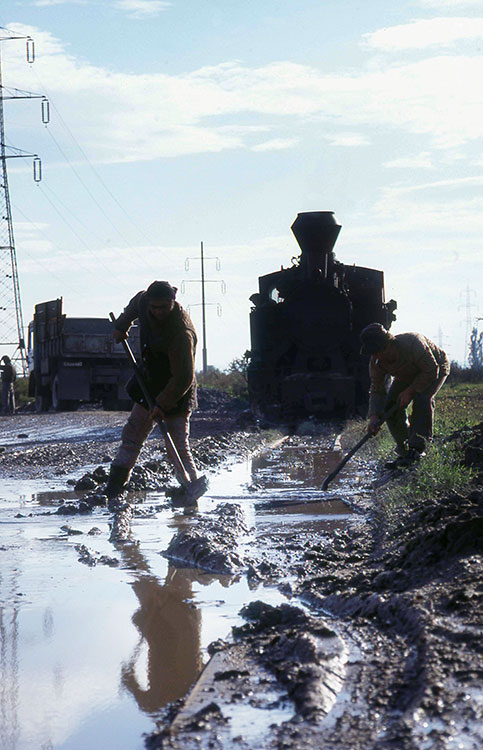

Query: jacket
368,332,450,416
115,292,197,415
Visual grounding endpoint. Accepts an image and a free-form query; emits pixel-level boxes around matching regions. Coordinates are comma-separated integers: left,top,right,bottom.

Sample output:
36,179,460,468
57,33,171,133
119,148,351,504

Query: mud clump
74,544,119,567
163,503,248,575
232,601,345,720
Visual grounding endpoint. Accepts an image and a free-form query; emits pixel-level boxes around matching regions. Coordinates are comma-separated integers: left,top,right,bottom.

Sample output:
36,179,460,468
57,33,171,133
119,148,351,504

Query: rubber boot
105,464,131,501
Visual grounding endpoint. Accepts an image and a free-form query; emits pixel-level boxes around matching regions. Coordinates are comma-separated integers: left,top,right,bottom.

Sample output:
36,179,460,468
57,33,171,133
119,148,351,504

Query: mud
0,410,482,750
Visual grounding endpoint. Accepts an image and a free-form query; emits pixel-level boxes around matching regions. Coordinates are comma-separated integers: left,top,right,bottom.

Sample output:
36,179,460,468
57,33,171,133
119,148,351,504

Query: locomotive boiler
247,211,397,422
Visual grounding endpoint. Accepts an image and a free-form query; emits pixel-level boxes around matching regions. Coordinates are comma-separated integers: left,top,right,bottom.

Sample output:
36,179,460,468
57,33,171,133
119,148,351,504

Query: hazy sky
1,0,482,369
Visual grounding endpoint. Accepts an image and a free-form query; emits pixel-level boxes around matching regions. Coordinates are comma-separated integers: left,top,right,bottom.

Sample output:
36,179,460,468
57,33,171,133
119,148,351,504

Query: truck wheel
52,376,78,411
102,398,131,411
102,397,117,411
35,389,51,412
52,376,62,411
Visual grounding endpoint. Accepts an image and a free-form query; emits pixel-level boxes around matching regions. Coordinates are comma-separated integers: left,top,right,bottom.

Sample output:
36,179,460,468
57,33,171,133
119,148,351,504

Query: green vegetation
196,352,250,400
370,381,482,531
13,377,30,407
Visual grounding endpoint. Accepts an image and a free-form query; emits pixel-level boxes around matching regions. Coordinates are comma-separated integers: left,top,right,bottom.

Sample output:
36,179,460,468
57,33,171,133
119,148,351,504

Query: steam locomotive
247,211,397,422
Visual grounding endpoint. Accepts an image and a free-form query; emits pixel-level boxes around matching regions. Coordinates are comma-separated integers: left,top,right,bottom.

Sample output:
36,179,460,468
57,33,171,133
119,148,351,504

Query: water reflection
250,436,345,490
0,565,21,750
115,540,203,713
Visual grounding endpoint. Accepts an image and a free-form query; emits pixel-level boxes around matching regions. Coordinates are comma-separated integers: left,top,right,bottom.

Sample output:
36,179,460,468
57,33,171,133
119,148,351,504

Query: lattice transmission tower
0,28,46,374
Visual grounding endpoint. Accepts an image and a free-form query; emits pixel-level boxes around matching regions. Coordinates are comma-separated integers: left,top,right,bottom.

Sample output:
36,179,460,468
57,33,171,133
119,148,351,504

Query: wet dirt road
2,412,482,750
0,415,357,750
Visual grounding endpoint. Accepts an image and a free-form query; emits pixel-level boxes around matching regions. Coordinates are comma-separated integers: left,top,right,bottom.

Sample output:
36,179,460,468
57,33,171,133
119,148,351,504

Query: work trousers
384,374,448,454
1,382,15,415
114,403,198,482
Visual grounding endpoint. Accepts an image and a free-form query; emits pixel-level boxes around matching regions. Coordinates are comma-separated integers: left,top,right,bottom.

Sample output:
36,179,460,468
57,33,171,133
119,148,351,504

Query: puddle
0,436,355,749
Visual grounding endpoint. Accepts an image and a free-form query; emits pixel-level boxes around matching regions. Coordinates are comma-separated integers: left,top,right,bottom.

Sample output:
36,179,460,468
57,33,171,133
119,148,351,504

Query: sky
0,0,482,372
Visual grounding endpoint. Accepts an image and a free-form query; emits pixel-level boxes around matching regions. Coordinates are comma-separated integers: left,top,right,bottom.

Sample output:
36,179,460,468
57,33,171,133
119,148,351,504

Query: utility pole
0,29,47,375
182,242,225,374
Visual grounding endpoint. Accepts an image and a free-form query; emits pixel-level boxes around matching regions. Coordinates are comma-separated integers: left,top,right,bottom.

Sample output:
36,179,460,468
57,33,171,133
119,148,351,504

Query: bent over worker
360,323,450,469
106,280,200,499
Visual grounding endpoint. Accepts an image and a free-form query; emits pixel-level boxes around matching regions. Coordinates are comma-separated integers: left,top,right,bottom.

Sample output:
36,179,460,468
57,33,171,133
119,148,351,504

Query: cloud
113,0,171,18
323,132,370,147
33,0,87,6
384,152,433,168
417,0,483,8
251,138,298,152
363,17,483,51
4,22,483,162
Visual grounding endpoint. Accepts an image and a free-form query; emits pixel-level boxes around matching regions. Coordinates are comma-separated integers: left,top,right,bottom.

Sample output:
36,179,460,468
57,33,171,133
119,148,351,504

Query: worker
105,281,200,500
360,323,450,469
1,355,16,415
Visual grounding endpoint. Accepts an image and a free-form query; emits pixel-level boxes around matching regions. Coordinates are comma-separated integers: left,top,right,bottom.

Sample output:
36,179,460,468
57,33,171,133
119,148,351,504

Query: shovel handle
321,403,399,491
109,312,190,487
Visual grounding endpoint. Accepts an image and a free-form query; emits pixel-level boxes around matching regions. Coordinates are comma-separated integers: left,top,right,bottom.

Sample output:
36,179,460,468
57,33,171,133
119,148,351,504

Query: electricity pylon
0,28,47,375
182,242,225,374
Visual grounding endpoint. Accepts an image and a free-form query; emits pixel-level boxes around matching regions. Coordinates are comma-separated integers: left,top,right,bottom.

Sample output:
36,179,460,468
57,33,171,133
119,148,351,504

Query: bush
14,377,31,406
447,361,483,384
196,353,250,399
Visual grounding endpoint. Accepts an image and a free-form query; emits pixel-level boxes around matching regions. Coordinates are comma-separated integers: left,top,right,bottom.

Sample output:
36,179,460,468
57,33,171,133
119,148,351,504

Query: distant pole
181,245,225,374
201,241,208,374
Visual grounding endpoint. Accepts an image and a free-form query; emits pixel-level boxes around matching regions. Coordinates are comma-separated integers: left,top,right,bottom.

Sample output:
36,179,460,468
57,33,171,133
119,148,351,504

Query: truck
27,298,140,411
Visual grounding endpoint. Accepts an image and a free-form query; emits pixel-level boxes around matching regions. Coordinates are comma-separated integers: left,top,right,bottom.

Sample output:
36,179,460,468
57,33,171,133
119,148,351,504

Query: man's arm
113,291,143,342
154,331,196,414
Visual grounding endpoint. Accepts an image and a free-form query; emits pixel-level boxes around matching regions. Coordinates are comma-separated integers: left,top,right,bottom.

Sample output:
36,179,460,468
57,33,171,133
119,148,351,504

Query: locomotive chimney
291,211,341,280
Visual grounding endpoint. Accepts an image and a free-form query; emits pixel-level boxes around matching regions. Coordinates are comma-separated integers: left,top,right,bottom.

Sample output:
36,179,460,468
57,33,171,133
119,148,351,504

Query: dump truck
27,298,140,411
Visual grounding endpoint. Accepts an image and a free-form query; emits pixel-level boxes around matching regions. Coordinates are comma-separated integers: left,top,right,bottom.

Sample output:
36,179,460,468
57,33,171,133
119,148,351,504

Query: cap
146,280,177,300
360,323,392,356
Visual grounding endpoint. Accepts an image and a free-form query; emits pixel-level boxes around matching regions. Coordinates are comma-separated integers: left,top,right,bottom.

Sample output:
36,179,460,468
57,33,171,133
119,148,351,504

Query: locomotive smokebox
291,211,341,280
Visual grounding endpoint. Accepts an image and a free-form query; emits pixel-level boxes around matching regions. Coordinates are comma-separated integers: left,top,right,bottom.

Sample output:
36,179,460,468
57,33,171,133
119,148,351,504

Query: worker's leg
8,385,15,414
1,382,8,415
106,403,154,499
164,413,198,482
114,402,155,469
384,380,410,456
409,374,448,452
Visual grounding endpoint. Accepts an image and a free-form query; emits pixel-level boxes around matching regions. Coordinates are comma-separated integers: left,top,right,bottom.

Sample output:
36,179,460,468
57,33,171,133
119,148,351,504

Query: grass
341,382,482,533
12,377,30,406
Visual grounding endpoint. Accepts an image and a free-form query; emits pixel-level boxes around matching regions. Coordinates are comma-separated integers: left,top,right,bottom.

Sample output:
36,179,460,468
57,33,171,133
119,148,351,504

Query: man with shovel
360,323,450,469
106,280,202,502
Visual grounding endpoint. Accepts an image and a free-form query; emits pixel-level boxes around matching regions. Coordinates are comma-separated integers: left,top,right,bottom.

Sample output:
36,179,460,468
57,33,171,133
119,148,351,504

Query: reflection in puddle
0,435,355,748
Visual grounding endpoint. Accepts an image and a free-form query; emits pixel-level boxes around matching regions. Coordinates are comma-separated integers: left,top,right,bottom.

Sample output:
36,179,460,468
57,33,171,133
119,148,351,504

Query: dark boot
105,465,131,499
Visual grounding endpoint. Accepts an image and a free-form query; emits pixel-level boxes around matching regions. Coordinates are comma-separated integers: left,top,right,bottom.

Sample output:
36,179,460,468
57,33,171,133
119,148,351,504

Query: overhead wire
31,67,173,270
33,179,134,291
37,179,141,287
12,203,84,294
12,199,106,298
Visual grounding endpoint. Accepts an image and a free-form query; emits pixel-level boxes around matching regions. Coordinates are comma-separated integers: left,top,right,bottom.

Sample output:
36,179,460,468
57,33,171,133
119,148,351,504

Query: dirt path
0,410,481,750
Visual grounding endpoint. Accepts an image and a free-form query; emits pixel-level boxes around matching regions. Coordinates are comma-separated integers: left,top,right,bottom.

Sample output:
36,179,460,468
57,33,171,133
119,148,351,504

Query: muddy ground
1,392,482,750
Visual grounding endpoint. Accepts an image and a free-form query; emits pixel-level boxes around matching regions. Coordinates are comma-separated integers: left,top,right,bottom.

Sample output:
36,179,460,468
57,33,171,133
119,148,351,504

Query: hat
360,323,392,355
146,280,177,300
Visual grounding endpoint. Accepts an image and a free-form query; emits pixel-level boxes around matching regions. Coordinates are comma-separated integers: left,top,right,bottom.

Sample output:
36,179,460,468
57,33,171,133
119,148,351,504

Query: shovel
321,404,399,491
109,312,208,504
